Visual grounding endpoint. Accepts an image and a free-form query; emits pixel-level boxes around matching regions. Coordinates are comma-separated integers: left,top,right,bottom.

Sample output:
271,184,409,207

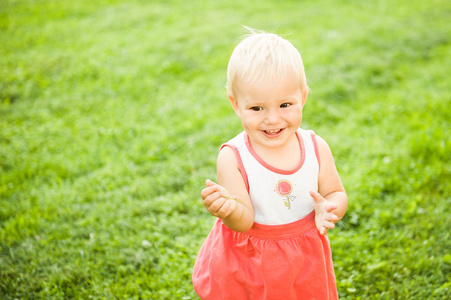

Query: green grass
1,0,450,298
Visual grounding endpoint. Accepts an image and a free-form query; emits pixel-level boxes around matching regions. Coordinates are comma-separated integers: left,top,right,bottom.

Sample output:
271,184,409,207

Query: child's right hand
201,179,238,219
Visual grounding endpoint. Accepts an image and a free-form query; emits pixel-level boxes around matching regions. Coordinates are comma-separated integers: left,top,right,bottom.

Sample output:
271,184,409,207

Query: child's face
229,74,307,151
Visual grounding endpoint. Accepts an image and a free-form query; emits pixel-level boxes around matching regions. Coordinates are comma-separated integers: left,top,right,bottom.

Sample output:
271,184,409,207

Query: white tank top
221,128,320,225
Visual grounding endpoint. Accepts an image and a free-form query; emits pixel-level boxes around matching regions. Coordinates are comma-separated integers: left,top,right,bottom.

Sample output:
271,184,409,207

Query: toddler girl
192,28,347,299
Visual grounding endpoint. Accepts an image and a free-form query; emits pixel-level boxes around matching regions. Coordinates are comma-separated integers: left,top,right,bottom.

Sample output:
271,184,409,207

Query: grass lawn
1,0,450,298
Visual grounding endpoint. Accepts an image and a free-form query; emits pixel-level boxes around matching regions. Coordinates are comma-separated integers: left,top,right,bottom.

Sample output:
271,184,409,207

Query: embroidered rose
275,179,295,209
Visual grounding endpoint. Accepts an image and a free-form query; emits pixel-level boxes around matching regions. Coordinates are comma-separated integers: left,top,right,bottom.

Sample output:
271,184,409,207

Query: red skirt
192,211,338,299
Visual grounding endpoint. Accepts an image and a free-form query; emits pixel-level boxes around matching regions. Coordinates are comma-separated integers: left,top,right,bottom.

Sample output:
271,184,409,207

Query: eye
280,103,291,108
250,106,263,111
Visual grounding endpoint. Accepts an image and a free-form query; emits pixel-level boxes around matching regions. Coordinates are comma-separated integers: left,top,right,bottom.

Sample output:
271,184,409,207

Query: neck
249,134,301,170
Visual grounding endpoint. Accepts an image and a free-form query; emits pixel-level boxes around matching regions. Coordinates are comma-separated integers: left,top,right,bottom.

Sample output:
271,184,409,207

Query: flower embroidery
275,179,296,209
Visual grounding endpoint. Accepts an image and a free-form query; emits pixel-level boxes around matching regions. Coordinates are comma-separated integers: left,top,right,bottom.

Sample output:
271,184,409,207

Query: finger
206,195,227,213
328,213,339,222
324,221,335,230
201,185,220,200
200,186,212,199
216,199,236,218
219,189,236,200
309,190,324,204
205,179,216,187
319,222,335,235
205,180,228,195
324,202,338,212
203,191,223,206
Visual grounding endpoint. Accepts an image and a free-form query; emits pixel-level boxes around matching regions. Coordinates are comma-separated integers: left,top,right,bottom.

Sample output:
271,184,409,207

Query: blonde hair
226,27,309,99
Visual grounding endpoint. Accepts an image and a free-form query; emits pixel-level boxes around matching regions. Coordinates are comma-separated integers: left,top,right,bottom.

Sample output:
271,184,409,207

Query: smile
262,128,284,137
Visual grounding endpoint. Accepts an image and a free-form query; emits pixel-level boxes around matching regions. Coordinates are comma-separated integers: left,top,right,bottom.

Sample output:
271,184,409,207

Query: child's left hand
310,190,339,235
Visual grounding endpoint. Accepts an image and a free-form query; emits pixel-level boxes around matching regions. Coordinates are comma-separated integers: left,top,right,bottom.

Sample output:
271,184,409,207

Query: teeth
265,129,281,134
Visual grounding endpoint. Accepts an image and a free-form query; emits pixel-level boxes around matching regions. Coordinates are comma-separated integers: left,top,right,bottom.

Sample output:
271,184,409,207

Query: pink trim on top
243,130,306,175
220,143,250,192
309,130,320,168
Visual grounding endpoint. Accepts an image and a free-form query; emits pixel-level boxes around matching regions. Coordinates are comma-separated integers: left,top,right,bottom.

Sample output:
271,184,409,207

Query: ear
301,89,308,107
228,93,241,117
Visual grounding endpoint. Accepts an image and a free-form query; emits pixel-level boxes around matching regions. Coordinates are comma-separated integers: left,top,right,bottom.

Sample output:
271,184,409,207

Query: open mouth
262,128,284,137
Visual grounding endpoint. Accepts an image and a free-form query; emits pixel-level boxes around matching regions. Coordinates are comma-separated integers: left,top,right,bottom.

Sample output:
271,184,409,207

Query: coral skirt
192,211,338,300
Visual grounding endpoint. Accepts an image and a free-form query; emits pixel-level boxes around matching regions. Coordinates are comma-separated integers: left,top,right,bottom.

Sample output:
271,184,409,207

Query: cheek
286,109,302,122
240,114,259,128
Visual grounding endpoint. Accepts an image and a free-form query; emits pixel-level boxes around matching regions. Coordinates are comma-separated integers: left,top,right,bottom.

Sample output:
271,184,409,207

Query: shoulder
221,131,246,148
308,132,336,166
218,132,245,165
312,134,338,174
298,128,331,154
313,134,331,152
298,128,325,147
217,140,245,186
218,145,238,166
315,135,334,158
217,133,243,176
217,138,250,194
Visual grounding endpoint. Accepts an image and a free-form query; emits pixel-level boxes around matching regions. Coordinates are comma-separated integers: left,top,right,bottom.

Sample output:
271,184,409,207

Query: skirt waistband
242,211,316,239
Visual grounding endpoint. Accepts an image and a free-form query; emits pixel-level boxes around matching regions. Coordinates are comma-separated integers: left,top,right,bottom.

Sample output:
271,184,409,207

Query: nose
264,109,281,125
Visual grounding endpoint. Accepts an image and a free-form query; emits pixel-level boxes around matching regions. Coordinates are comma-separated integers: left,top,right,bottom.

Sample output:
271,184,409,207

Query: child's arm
310,135,348,235
200,146,255,232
